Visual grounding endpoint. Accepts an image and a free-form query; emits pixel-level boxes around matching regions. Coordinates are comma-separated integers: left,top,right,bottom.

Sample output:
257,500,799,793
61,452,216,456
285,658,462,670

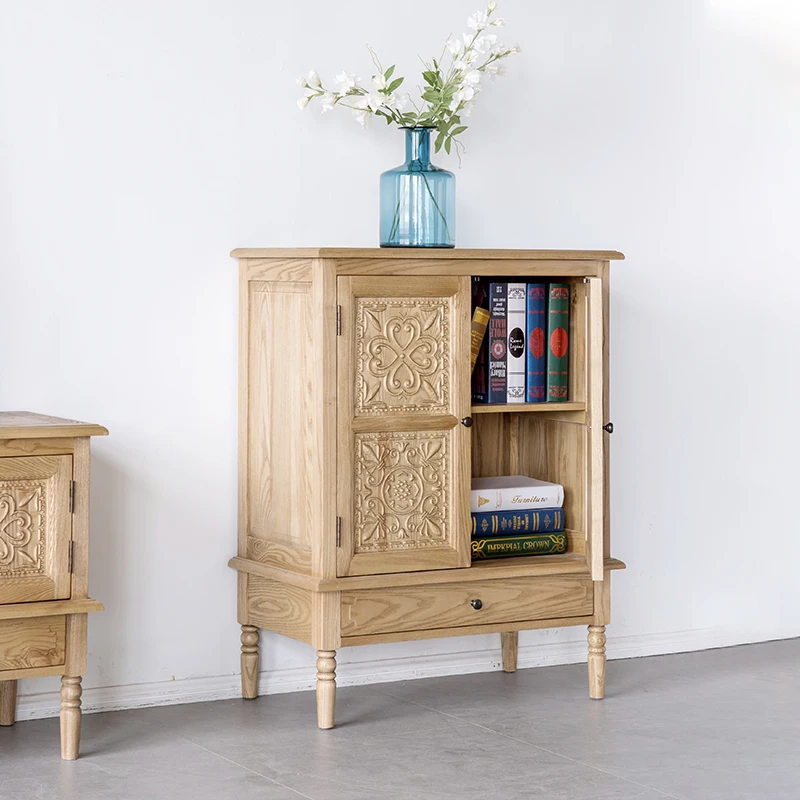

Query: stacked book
471,279,570,404
470,476,567,560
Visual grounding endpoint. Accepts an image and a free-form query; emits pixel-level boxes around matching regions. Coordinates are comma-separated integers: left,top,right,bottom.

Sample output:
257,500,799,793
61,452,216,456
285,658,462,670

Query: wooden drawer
0,615,66,671
341,576,593,637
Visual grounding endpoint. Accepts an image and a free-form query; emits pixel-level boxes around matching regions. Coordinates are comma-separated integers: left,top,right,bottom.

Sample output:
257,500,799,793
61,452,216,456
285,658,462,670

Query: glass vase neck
404,127,433,168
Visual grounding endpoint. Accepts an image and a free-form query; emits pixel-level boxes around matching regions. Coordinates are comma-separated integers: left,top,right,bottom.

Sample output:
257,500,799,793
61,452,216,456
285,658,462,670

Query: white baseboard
14,626,795,722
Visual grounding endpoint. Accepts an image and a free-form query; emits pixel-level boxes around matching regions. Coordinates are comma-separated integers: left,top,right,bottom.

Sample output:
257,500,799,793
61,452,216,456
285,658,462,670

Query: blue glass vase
380,127,455,248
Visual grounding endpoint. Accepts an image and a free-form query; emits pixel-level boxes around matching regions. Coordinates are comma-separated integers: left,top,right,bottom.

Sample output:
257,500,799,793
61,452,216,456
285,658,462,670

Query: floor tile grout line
376,688,684,800
180,737,317,800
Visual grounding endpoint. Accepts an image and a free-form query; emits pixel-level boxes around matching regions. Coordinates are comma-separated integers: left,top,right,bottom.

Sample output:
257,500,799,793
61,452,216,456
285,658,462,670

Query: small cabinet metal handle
603,422,614,434
470,599,483,610
461,416,473,428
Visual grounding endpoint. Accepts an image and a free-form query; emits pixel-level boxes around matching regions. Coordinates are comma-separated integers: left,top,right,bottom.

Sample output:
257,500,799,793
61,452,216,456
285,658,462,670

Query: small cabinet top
231,248,625,262
0,411,109,440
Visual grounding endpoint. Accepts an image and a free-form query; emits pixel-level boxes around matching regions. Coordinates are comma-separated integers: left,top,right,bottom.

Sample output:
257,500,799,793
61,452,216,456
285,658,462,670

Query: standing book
546,282,570,401
526,283,547,402
470,476,565,513
471,278,490,403
506,282,527,403
487,282,508,404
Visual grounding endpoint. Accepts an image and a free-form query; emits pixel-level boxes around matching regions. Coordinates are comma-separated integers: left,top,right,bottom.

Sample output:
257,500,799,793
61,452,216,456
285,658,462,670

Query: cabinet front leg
240,625,260,699
587,625,607,699
316,650,336,730
501,632,518,673
60,676,82,760
0,680,18,726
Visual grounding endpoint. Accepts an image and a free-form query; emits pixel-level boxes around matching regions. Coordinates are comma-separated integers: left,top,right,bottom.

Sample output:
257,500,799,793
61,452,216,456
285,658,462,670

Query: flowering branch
297,1,519,158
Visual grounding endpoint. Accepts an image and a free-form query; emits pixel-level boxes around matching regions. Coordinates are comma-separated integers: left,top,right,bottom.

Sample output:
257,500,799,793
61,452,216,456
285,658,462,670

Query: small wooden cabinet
229,249,625,728
0,412,107,759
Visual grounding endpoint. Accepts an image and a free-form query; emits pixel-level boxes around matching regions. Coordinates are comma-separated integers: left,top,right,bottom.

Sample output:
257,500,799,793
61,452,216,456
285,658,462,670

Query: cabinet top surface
0,411,109,439
231,247,625,261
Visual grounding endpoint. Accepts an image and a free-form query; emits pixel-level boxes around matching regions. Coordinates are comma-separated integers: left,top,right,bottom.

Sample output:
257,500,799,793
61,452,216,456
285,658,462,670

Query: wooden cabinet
0,412,107,759
229,248,625,729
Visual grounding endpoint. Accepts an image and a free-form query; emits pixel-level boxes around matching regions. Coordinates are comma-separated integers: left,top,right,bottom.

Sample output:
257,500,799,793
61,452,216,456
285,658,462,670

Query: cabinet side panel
246,281,314,561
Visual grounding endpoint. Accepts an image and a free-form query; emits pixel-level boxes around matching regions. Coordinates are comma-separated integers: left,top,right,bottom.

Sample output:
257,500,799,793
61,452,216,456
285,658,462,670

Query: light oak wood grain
240,625,259,699
0,679,16,726
586,277,605,581
0,412,107,440
588,625,606,699
60,676,82,760
0,438,75,457
247,576,313,645
341,576,593,637
243,258,314,282
471,402,586,415
501,631,518,672
0,616,66,670
0,599,103,621
231,248,625,261
316,650,336,729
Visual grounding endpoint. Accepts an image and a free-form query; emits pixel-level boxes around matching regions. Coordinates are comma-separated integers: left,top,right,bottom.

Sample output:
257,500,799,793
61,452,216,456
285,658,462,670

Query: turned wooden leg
588,625,607,699
501,632,518,673
240,624,259,699
60,676,82,760
0,680,18,726
316,650,336,730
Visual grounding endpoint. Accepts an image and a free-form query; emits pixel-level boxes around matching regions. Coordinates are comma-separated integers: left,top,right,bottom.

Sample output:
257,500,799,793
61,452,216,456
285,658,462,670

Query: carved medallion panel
355,298,450,416
354,431,450,553
0,481,46,578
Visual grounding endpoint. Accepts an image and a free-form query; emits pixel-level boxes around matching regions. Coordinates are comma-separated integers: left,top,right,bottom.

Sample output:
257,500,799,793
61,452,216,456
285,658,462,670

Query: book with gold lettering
471,533,567,560
470,475,564,513
470,306,491,373
471,508,564,537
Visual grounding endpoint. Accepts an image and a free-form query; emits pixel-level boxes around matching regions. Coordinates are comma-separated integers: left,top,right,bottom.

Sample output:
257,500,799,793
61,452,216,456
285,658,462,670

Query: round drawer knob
470,599,483,610
461,416,473,428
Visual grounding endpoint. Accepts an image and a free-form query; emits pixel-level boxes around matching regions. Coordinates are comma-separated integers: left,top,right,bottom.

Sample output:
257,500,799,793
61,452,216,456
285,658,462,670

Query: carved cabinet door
0,455,72,603
337,276,472,576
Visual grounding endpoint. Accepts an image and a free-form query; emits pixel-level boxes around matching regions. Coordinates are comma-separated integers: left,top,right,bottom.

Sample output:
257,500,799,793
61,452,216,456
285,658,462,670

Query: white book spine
470,483,564,513
506,282,526,403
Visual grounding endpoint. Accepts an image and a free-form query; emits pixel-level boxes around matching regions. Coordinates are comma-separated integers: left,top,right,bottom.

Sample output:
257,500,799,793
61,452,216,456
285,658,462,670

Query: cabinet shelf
471,402,586,415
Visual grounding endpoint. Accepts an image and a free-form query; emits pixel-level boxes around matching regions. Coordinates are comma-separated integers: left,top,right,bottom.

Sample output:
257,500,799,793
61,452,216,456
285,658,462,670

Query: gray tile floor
1,639,798,799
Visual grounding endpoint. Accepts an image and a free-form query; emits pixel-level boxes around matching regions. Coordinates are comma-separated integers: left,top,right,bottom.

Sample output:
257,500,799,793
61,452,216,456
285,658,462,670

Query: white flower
467,11,489,31
491,17,505,27
297,96,310,110
461,101,474,117
296,76,306,86
449,84,476,110
487,0,497,10
306,69,322,87
320,92,336,112
384,93,409,112
304,87,318,98
454,58,469,71
446,37,463,56
335,71,359,94
511,43,521,53
372,73,388,90
462,70,481,86
484,60,506,76
475,34,497,54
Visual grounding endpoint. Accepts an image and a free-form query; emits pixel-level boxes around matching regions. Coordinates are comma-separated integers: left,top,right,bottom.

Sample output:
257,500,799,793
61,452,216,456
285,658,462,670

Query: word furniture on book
229,247,625,728
0,412,107,759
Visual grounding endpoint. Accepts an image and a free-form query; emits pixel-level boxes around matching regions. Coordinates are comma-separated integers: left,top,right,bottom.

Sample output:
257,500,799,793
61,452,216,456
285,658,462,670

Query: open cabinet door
586,277,606,581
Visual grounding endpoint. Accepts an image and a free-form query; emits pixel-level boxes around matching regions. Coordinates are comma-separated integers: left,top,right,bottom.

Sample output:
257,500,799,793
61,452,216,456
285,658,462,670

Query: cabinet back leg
501,632,518,673
241,625,260,699
316,650,336,729
0,680,17,726
60,676,82,760
588,625,607,699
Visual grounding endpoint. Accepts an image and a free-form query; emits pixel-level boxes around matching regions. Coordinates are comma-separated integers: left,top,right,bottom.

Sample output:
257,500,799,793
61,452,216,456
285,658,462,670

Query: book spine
526,283,547,402
471,278,490,403
546,282,570,402
470,307,491,374
471,508,565,536
471,533,567,560
506,283,527,403
487,282,507,404
470,483,564,513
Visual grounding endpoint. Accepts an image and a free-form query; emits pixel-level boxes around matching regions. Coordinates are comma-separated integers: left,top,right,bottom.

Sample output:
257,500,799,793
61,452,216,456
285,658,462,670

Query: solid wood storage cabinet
229,248,625,728
0,412,106,759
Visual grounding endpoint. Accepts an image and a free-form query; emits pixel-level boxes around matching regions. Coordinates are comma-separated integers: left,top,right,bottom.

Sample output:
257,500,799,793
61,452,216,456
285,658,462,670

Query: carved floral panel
355,298,450,416
354,431,450,553
0,481,45,577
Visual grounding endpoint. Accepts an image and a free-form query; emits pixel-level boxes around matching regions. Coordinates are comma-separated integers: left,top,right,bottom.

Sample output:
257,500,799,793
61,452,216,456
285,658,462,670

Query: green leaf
445,137,452,154
388,77,404,93
451,126,467,136
421,89,439,103
435,132,445,152
385,65,395,80
422,70,437,87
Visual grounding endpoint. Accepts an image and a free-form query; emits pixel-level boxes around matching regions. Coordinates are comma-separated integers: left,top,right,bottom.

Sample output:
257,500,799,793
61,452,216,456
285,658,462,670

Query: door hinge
336,516,342,547
69,481,75,513
68,541,74,573
336,305,342,336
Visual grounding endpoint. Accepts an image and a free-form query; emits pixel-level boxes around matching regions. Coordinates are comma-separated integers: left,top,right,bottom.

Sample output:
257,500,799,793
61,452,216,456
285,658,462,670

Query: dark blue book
487,282,507,404
526,283,547,402
471,508,565,537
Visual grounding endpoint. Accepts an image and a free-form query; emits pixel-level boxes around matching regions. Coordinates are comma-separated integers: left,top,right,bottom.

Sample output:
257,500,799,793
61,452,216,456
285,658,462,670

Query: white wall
2,0,798,719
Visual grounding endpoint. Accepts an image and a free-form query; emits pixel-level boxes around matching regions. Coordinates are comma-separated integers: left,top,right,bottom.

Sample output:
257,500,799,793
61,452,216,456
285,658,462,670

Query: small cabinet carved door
337,276,472,576
0,455,72,603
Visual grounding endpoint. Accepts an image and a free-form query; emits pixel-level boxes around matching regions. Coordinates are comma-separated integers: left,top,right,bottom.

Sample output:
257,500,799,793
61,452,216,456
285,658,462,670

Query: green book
546,283,570,401
471,533,567,560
